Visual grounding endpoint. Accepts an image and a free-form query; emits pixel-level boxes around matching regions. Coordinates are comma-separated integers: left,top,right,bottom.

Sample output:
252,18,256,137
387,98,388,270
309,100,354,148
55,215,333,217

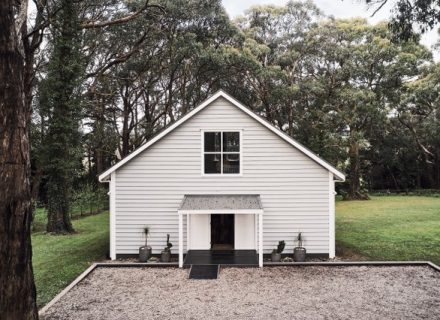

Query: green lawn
32,196,439,308
32,206,103,233
32,212,109,308
336,196,440,265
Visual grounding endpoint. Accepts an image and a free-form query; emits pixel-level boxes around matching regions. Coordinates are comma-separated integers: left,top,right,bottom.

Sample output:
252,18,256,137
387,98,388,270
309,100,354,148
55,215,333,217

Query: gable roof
99,90,345,182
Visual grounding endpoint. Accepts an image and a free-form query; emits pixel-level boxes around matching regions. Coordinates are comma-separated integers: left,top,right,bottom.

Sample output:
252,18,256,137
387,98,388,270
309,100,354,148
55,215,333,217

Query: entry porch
178,194,264,268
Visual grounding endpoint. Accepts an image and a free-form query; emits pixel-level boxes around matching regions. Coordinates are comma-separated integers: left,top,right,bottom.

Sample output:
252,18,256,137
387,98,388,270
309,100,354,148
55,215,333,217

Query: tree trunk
96,148,104,175
121,96,131,158
416,159,422,189
43,0,82,233
94,97,105,175
287,102,294,137
0,1,38,318
386,165,399,190
46,174,74,233
346,139,369,200
436,150,440,189
31,168,43,202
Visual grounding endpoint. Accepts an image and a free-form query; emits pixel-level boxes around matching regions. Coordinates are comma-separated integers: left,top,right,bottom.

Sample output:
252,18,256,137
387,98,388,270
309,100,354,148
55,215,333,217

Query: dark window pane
223,132,240,152
223,154,240,174
204,132,221,152
205,154,221,174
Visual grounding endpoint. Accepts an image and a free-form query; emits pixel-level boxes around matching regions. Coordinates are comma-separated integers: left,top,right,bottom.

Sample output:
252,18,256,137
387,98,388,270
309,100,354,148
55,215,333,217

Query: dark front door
211,214,234,250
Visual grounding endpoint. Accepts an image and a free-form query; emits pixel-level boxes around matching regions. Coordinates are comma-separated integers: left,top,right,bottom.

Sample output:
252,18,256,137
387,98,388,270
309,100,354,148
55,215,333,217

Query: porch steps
188,264,220,280
184,250,259,267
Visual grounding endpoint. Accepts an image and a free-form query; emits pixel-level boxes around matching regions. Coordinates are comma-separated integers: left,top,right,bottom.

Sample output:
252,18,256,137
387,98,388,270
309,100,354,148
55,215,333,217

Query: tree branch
80,1,164,29
15,0,28,57
369,0,388,17
397,113,434,158
85,31,148,78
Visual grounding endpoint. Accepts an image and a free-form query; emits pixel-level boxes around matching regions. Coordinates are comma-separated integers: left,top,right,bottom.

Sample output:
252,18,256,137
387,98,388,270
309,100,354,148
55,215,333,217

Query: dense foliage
366,0,440,40
32,0,440,207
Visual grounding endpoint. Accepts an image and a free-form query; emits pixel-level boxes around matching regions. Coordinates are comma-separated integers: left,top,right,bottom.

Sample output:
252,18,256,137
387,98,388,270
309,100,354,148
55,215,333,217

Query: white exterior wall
188,215,210,249
114,97,331,255
235,215,255,249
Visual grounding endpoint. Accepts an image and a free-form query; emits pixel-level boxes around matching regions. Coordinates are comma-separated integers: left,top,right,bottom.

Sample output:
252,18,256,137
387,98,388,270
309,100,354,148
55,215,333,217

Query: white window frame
201,130,243,176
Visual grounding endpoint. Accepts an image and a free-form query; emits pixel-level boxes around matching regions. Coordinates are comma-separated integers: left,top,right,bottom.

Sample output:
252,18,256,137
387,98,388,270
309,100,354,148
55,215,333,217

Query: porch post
179,212,183,268
186,214,190,250
254,213,258,250
258,213,263,267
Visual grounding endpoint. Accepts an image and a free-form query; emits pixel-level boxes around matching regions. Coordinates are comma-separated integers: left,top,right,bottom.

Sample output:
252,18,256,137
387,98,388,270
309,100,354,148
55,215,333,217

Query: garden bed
41,265,440,319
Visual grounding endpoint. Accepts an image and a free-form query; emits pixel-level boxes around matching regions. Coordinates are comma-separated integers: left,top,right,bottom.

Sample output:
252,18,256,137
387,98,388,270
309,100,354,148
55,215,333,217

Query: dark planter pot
161,250,171,262
139,246,152,262
271,252,281,262
293,247,306,262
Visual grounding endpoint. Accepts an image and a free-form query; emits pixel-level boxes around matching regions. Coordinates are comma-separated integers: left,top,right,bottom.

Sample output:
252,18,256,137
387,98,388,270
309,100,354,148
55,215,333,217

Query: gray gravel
42,266,440,320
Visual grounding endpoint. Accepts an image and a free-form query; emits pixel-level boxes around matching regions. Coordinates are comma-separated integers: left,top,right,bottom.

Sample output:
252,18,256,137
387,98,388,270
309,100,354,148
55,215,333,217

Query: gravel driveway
41,266,440,320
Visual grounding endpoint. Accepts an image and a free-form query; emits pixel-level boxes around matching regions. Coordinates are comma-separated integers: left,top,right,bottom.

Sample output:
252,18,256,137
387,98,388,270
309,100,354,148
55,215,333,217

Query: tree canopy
30,0,440,211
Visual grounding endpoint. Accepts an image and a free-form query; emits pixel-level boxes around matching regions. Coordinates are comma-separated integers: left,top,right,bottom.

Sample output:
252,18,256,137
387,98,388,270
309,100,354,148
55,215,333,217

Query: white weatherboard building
99,91,345,267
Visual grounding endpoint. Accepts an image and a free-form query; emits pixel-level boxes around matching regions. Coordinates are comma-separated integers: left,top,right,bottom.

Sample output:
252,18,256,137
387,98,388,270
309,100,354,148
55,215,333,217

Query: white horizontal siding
114,97,330,255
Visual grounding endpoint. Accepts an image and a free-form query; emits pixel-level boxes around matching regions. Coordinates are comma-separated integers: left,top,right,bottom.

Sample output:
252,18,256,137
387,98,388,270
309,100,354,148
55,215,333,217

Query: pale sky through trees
222,0,440,60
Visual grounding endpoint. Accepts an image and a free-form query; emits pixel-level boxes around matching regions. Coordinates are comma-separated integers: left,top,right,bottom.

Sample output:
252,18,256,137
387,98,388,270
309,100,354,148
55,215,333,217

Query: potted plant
139,226,152,262
271,240,285,262
293,232,306,262
160,234,173,262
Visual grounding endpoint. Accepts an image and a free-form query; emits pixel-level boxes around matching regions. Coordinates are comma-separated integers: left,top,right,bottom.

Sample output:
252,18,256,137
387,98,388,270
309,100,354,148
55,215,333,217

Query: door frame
210,213,235,250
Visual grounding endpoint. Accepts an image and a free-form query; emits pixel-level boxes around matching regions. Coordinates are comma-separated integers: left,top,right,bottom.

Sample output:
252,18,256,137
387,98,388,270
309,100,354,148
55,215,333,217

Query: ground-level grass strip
33,211,109,308
264,261,440,272
336,196,440,265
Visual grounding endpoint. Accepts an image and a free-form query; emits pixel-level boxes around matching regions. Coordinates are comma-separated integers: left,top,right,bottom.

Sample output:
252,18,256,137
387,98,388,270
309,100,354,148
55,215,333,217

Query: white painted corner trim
109,172,116,260
99,90,345,182
328,172,336,259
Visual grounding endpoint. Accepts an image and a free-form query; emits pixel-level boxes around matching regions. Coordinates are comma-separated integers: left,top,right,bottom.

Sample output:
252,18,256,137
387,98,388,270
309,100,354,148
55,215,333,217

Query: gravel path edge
38,260,440,317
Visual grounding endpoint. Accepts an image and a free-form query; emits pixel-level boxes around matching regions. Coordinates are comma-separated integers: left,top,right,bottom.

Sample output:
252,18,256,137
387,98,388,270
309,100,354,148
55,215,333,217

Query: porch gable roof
178,194,263,214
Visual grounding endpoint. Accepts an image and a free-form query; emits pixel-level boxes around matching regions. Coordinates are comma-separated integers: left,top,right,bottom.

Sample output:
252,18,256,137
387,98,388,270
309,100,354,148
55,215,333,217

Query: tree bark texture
44,0,81,233
0,1,39,319
346,139,370,200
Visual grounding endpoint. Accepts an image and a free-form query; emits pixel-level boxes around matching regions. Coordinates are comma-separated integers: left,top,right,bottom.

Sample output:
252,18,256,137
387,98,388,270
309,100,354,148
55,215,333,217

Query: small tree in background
73,184,108,217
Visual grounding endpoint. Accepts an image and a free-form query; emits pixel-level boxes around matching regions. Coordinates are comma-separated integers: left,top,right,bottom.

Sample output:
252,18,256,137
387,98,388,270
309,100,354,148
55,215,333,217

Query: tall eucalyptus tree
307,19,431,199
0,0,42,318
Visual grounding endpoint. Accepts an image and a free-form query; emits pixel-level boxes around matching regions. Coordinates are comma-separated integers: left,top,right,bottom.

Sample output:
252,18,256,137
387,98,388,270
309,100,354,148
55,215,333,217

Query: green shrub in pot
139,226,152,262
293,232,306,262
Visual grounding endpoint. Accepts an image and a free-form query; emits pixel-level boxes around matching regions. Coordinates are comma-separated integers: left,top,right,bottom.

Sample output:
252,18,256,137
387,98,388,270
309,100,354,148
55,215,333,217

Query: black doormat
189,265,219,280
